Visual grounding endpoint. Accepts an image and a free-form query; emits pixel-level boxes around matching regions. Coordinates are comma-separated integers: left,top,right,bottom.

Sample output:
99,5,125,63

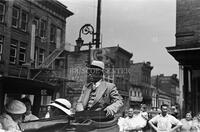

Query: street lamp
75,24,96,66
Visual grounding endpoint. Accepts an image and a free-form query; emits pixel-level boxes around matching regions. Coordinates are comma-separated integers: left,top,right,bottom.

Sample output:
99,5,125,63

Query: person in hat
0,100,26,132
76,60,123,117
20,97,38,122
48,98,72,118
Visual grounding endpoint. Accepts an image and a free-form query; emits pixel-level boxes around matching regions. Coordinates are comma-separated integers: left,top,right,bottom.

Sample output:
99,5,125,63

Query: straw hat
49,98,72,116
91,60,105,70
5,100,26,114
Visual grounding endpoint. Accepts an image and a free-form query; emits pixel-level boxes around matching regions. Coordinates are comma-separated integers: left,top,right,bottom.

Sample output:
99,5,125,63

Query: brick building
66,51,88,108
151,74,179,108
129,61,154,109
0,0,73,111
166,0,200,115
0,0,72,77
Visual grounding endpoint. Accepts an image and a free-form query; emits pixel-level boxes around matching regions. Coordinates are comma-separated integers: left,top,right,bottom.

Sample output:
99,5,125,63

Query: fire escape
31,47,66,86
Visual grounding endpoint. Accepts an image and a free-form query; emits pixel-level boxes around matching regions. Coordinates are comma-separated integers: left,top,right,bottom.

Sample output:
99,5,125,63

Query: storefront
167,46,200,115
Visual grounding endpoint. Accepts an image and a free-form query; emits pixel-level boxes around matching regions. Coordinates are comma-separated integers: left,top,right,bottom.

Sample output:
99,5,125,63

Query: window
10,39,18,64
38,49,44,65
0,35,3,61
50,24,56,43
0,2,5,22
20,10,28,31
40,20,46,38
19,42,26,65
12,7,20,28
34,47,38,67
33,17,39,36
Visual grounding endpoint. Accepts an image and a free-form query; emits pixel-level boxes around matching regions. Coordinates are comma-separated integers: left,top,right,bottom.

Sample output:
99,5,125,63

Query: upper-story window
12,7,20,28
0,35,3,61
21,10,28,31
40,20,46,38
33,17,39,36
38,49,44,65
19,42,26,65
0,2,5,23
50,24,56,43
10,39,18,64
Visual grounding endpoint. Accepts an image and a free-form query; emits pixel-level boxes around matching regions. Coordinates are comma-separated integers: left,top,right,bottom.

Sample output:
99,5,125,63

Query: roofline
105,46,133,58
166,43,200,53
54,0,68,9
167,47,200,52
54,0,74,17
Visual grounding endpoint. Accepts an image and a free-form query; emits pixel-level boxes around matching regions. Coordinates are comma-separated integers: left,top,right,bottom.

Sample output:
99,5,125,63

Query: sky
58,0,178,77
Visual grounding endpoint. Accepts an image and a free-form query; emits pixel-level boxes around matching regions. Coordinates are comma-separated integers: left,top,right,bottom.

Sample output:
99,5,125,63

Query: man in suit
76,60,123,117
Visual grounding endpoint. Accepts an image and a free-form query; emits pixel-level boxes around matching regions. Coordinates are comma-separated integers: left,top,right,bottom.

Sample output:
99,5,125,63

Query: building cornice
27,0,73,22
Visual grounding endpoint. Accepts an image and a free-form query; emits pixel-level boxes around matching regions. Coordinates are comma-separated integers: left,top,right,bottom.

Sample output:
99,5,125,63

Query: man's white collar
94,79,102,88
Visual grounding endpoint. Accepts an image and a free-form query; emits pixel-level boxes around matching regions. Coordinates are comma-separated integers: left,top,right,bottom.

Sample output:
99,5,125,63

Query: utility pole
96,0,101,48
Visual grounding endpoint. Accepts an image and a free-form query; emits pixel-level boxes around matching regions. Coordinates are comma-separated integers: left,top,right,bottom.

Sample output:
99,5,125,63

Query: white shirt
121,114,147,132
0,113,21,132
150,114,182,132
93,79,102,89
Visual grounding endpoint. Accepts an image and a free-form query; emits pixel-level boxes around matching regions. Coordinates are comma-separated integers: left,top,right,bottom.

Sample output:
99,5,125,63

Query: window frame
12,6,20,28
18,42,26,65
50,24,56,43
40,19,46,38
0,35,3,61
38,49,45,65
10,40,18,64
20,10,28,31
0,2,5,23
34,17,40,36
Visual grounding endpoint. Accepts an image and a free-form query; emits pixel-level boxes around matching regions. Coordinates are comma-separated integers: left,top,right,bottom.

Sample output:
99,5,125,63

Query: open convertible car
19,111,119,132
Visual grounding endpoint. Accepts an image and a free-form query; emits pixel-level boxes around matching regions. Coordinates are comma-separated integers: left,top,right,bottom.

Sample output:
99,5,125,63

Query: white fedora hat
49,98,72,116
5,100,26,114
91,60,105,70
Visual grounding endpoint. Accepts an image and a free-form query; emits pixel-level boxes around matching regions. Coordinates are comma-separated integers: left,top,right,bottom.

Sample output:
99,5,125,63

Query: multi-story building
0,0,72,77
129,61,154,109
166,0,200,115
107,46,132,111
67,46,133,110
151,74,179,108
0,0,73,115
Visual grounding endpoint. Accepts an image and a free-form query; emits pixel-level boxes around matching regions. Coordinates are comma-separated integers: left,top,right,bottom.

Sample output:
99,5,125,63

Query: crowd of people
118,104,200,132
118,104,148,132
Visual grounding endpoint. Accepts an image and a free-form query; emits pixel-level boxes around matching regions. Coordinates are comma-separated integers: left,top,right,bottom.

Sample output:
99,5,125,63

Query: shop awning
0,76,59,95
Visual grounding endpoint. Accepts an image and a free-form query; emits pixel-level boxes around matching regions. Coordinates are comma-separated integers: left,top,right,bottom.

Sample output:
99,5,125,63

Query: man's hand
104,106,114,117
76,103,84,112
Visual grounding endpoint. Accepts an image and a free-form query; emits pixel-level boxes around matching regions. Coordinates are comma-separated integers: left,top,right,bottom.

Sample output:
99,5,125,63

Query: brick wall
66,51,88,108
176,0,200,46
0,0,69,77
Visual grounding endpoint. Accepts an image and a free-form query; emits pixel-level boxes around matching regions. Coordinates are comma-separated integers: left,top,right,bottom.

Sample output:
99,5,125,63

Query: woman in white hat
48,98,72,118
0,100,26,132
